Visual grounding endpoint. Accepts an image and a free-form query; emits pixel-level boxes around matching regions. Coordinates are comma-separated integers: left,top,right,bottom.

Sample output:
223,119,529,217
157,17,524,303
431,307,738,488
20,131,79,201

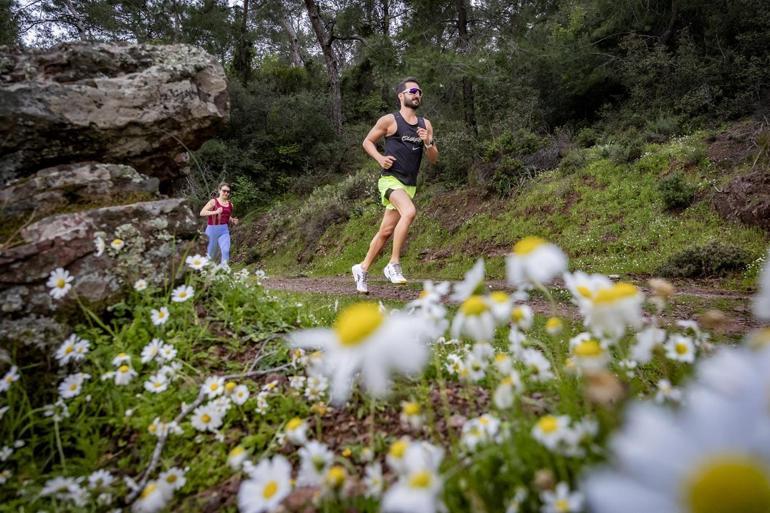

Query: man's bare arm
363,114,397,169
422,119,438,165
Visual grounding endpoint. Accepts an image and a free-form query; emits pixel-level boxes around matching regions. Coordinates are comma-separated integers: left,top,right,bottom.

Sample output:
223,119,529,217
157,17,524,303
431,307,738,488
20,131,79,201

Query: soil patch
711,168,770,232
421,187,503,233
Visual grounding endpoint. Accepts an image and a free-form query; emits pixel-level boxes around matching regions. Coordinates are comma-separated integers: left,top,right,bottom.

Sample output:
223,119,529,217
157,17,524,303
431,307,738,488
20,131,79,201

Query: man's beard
406,98,420,109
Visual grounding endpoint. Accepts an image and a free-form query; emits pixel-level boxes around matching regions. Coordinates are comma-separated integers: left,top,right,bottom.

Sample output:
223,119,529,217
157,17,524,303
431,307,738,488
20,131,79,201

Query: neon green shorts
378,175,416,210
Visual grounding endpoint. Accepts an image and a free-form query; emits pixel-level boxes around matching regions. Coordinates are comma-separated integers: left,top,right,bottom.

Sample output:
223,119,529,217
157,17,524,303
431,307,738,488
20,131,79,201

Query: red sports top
207,198,232,225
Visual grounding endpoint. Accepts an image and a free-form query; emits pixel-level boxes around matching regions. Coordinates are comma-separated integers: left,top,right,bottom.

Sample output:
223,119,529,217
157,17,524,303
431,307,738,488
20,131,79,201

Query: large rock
712,169,770,232
0,42,229,185
0,162,159,222
0,198,200,318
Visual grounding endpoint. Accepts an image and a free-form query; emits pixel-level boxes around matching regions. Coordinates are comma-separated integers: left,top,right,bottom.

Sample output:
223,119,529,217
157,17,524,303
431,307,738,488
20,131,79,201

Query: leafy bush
481,129,544,162
658,241,750,277
682,144,706,166
488,157,524,197
658,172,695,210
432,126,478,187
574,127,599,148
559,148,587,174
645,115,680,143
608,141,643,164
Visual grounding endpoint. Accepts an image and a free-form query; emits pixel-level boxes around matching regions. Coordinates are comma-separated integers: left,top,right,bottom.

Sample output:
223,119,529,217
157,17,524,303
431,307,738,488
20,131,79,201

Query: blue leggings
205,224,231,264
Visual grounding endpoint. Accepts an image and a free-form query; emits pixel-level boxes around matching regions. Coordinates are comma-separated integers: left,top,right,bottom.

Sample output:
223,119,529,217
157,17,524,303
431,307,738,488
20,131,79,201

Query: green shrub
489,157,524,197
432,126,478,187
645,115,679,143
481,129,544,162
575,127,599,148
230,175,266,212
658,242,750,278
608,141,643,164
658,172,695,210
682,144,706,166
559,148,587,174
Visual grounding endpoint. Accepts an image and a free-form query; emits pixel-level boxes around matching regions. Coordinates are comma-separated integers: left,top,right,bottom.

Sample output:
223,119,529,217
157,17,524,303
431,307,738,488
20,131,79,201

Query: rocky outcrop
712,169,770,232
0,42,227,351
0,42,228,185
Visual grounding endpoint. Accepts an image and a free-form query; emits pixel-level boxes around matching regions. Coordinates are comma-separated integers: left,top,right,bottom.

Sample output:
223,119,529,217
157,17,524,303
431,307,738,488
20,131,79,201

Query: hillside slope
233,121,769,289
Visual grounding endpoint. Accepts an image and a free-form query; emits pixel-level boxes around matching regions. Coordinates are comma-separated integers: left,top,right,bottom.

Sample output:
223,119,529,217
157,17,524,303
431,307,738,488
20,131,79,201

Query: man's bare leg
360,209,400,271
387,189,417,264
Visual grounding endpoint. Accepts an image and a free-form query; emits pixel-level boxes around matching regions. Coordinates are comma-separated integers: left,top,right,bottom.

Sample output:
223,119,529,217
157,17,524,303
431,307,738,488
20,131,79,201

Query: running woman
200,182,239,267
352,77,438,293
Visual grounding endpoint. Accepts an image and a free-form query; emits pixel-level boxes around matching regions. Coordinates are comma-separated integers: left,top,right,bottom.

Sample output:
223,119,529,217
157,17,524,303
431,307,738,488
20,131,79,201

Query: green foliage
488,157,524,197
559,148,588,174
574,127,599,148
658,242,751,278
482,129,544,162
658,172,696,211
645,115,680,143
431,124,478,187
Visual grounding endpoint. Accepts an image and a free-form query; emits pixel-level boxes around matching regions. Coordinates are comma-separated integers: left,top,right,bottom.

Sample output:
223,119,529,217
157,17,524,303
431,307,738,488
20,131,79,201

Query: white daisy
450,258,486,301
288,302,435,404
112,352,131,366
55,334,85,366
506,237,567,289
541,482,583,513
664,334,696,363
58,373,90,399
190,404,224,432
510,304,534,331
144,373,169,394
563,271,613,307
237,455,292,513
532,414,571,450
284,417,308,445
94,235,105,256
185,254,209,271
134,279,148,292
304,375,328,402
147,418,183,438
631,326,666,363
228,446,249,470
114,365,137,386
462,414,500,450
131,480,172,513
159,467,186,491
364,462,384,498
47,267,74,299
654,379,682,404
382,442,444,513
141,338,164,364
40,476,87,505
158,344,177,362
400,401,424,430
569,333,610,372
201,376,225,398
451,295,497,342
110,238,125,251
520,348,555,382
0,366,20,393
150,307,170,326
297,441,334,486
171,285,194,303
493,373,522,409
232,385,250,405
88,470,114,489
545,316,564,336
582,282,644,341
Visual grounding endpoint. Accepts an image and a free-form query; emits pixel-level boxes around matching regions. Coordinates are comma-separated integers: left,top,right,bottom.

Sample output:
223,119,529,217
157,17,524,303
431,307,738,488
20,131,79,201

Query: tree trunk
304,0,343,135
234,0,252,85
456,0,478,136
280,17,304,67
381,0,390,36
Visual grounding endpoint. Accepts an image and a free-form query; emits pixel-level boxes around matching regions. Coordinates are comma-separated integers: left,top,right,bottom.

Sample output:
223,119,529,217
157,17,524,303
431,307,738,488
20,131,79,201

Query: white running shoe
384,262,407,284
352,264,369,294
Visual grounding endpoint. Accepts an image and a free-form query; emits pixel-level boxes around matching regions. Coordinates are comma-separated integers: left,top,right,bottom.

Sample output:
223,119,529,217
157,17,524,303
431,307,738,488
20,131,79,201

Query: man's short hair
396,77,421,95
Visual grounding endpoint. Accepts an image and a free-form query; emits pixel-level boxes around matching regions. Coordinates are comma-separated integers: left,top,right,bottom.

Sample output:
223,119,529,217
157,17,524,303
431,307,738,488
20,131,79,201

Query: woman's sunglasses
401,87,422,96
221,189,231,193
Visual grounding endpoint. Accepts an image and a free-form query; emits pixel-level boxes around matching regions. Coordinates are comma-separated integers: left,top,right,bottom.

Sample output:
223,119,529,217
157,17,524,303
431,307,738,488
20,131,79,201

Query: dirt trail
264,275,759,337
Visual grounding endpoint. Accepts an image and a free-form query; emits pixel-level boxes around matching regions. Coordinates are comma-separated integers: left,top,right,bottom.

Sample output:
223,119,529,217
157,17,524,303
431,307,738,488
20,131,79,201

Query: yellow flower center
461,295,488,316
229,447,245,457
593,282,639,305
65,346,74,354
576,285,593,298
686,455,770,513
409,471,433,489
546,317,563,331
225,382,236,392
537,415,559,434
479,416,490,426
201,414,211,424
178,291,187,298
333,303,383,347
389,440,408,459
490,291,508,303
403,402,421,416
140,483,157,499
118,365,129,373
574,340,603,358
262,480,278,499
69,383,78,391
166,474,177,484
512,307,525,322
676,342,689,355
555,498,570,512
342,448,352,458
55,278,66,288
209,382,219,391
286,417,303,431
513,236,546,255
495,353,509,363
419,290,429,298
327,465,346,487
501,376,513,385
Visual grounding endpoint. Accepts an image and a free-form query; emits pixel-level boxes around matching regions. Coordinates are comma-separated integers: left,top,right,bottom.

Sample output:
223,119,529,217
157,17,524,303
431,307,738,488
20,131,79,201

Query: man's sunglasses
401,87,422,96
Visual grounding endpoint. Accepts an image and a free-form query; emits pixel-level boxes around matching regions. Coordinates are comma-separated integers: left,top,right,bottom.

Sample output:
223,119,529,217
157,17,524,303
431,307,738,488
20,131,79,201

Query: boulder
0,198,200,319
711,169,770,232
0,162,159,222
0,42,229,185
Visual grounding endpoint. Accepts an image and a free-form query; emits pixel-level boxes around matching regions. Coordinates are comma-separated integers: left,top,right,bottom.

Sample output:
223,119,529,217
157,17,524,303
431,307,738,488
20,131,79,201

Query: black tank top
381,112,425,186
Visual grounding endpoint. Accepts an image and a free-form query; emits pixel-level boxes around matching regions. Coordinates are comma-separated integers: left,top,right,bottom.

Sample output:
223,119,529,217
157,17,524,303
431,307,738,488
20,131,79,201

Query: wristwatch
424,139,434,149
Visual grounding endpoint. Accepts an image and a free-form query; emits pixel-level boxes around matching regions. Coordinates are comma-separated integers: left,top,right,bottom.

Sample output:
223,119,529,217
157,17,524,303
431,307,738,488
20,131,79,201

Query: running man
352,77,438,293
